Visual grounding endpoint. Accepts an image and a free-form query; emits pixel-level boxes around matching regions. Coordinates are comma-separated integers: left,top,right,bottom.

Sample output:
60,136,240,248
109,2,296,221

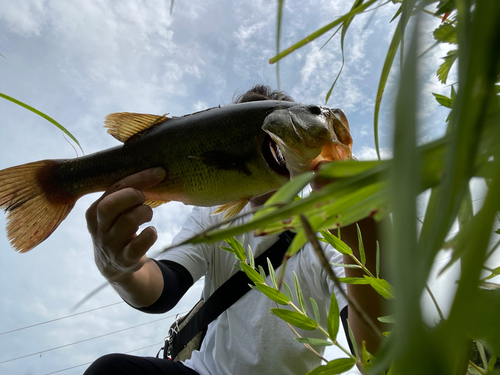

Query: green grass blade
364,276,395,299
269,0,377,64
0,92,83,154
324,0,363,105
321,230,353,255
270,308,317,330
251,171,314,224
306,358,356,375
247,245,255,269
458,182,473,229
224,237,247,262
258,265,267,281
293,271,307,314
387,9,421,371
283,282,293,302
373,17,402,160
418,0,500,279
275,0,284,95
268,257,279,289
327,291,340,340
356,223,366,265
256,283,290,305
294,337,333,346
310,297,321,325
240,262,265,284
154,138,447,258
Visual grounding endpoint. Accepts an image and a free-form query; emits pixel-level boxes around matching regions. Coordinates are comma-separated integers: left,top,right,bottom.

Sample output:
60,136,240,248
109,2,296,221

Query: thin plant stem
468,360,487,375
349,253,376,279
285,322,329,363
425,284,445,321
299,214,384,341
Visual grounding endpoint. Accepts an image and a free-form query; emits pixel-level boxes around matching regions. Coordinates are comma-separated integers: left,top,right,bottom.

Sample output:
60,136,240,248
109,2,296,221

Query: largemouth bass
0,100,353,252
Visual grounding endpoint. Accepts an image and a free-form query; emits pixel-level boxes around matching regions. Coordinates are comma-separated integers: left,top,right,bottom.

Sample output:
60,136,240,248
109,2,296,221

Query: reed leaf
269,0,377,64
0,92,83,154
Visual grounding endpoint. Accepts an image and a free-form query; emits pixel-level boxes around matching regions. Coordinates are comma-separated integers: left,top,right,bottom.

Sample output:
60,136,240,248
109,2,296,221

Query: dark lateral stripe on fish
188,151,253,176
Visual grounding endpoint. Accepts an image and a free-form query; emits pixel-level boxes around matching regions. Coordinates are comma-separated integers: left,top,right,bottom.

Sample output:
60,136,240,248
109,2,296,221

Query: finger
106,204,154,248
103,167,166,198
86,167,166,229
311,161,334,192
123,226,158,266
95,188,148,233
311,175,333,192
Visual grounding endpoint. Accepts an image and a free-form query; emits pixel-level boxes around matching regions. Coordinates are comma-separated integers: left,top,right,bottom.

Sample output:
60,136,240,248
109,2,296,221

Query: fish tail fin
0,160,78,253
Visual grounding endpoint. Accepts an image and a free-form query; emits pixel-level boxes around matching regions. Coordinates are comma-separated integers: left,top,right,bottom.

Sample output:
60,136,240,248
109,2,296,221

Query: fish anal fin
104,113,170,143
212,198,250,219
143,199,168,208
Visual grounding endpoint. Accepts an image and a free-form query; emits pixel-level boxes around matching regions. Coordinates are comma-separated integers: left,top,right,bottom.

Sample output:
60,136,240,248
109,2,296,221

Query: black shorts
84,353,199,375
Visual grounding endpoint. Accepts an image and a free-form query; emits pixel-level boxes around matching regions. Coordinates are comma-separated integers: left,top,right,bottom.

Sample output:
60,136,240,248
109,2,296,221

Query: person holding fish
81,86,386,375
0,85,385,374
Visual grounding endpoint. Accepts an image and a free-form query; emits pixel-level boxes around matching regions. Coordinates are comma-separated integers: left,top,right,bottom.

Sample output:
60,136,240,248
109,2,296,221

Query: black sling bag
164,231,295,361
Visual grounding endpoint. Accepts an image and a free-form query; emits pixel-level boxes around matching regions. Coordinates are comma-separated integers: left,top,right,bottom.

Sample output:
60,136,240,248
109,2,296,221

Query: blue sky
0,1,487,374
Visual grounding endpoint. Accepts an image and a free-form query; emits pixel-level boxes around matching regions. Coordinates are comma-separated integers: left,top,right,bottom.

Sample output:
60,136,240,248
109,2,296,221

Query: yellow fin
212,198,250,219
144,199,168,208
0,160,79,252
104,112,170,143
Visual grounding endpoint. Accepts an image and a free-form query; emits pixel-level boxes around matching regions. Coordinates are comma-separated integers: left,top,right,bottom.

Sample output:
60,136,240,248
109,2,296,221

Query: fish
0,100,353,253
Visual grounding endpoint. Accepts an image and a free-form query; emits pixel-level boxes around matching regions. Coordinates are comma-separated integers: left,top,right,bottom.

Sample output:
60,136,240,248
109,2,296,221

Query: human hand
86,167,166,281
310,161,333,192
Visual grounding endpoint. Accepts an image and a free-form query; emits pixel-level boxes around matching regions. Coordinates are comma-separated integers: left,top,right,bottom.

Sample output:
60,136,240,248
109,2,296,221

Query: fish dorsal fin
212,198,250,219
104,112,170,143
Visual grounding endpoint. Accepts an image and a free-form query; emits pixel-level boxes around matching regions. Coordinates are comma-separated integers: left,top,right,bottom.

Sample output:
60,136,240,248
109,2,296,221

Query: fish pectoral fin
104,112,170,143
144,199,169,208
212,198,250,219
189,151,252,176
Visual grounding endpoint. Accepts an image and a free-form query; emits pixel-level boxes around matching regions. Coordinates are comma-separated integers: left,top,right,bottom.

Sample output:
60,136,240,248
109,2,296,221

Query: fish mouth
262,134,290,178
312,108,353,166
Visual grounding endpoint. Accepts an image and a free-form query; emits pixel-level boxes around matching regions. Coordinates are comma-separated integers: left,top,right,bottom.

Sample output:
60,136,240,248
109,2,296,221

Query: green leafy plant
221,235,361,374
160,0,500,374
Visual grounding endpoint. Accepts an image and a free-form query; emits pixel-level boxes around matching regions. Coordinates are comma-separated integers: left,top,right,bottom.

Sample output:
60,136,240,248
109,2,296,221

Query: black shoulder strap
171,231,295,357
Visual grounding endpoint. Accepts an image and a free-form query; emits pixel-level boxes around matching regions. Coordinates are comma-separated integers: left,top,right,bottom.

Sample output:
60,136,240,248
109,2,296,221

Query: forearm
339,217,388,355
108,258,164,308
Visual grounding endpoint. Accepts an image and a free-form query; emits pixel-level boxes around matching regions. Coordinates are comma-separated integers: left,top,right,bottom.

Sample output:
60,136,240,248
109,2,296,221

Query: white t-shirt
159,205,347,375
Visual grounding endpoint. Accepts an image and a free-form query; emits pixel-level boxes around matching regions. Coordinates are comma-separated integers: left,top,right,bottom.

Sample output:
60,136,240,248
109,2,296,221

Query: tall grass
169,1,500,373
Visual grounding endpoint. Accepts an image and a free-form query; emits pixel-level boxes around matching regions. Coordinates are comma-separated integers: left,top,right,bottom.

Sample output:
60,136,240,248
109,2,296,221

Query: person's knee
84,353,127,374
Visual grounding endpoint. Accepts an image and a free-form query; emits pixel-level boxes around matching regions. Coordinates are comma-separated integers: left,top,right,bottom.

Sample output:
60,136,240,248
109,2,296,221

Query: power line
44,342,164,375
0,312,181,364
0,301,124,336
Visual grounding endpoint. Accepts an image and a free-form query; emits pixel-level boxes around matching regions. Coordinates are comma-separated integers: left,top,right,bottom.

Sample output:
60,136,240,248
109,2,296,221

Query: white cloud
355,145,392,160
192,100,208,112
0,2,477,374
0,0,46,36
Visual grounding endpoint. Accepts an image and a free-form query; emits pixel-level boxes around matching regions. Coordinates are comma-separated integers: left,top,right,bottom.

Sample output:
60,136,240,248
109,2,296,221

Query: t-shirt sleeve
157,206,217,282
137,207,221,314
135,259,194,314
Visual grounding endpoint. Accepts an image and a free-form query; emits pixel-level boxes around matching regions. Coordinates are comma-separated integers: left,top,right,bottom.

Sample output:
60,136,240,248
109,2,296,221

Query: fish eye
307,105,322,115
